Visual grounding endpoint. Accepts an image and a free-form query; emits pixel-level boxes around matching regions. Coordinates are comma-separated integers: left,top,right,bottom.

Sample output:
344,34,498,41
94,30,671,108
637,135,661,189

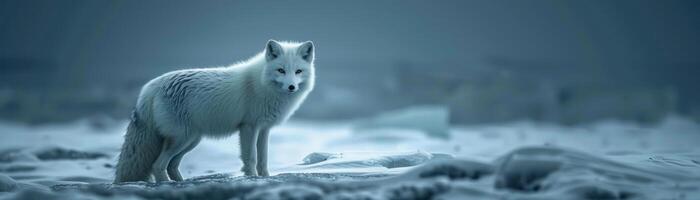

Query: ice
244,184,324,200
354,105,450,138
287,151,447,175
0,174,17,192
372,151,434,169
33,146,109,161
404,159,494,181
0,116,699,199
301,152,341,165
0,149,39,163
36,146,698,199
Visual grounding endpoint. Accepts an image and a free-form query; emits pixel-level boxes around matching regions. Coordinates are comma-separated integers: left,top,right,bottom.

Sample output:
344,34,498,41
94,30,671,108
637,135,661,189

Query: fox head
262,40,315,94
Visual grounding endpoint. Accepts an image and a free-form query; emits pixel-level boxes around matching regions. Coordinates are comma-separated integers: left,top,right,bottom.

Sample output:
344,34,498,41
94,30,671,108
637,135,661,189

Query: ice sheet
0,116,698,199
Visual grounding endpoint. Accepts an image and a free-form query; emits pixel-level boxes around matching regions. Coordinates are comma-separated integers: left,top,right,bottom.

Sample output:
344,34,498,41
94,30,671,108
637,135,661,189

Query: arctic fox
114,40,315,182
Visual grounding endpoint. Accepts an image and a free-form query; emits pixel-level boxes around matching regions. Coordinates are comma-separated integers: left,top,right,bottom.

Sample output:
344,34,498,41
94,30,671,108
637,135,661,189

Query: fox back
142,40,315,138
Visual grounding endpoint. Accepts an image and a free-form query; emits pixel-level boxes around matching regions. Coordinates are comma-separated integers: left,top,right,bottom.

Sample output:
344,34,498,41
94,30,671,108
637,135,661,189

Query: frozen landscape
2,1,699,199
0,108,698,200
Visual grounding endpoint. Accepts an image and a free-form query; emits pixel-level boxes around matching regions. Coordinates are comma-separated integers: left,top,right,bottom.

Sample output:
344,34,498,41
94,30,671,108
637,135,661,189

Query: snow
0,115,699,199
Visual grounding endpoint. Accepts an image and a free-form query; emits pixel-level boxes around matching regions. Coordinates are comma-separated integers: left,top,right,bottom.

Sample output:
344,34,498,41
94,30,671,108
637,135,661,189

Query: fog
1,0,699,124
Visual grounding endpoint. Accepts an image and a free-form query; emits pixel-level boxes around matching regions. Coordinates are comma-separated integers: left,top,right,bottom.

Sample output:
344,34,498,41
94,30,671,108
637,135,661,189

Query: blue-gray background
1,0,698,124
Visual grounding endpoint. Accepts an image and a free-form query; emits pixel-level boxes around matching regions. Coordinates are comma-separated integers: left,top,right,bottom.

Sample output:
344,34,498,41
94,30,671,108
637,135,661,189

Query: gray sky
1,0,698,121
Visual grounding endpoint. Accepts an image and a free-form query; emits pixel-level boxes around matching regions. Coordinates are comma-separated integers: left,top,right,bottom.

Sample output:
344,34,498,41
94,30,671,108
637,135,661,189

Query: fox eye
295,69,302,74
277,68,285,74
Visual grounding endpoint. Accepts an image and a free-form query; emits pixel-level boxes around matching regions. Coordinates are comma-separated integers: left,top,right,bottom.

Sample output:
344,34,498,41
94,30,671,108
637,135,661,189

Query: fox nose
288,85,296,91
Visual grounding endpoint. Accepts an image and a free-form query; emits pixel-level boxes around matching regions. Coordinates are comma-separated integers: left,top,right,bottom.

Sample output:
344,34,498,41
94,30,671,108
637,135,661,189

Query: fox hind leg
167,137,201,181
152,136,195,182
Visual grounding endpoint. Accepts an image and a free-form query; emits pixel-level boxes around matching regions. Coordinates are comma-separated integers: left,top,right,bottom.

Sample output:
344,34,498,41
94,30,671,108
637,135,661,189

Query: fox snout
288,85,297,92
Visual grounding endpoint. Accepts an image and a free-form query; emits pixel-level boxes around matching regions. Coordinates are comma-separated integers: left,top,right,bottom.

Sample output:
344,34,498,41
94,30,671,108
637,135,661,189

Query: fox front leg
239,124,259,176
256,128,270,176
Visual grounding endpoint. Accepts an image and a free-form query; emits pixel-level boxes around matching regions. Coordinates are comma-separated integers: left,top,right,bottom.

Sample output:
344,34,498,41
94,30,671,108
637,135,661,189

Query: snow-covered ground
0,113,699,199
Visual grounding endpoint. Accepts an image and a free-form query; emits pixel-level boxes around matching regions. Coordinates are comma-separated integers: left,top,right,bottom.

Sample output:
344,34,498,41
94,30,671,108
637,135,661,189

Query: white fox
114,40,315,182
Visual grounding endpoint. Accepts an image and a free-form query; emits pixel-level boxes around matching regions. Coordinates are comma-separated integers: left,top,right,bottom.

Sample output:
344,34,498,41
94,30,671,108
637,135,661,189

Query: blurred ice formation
353,105,449,138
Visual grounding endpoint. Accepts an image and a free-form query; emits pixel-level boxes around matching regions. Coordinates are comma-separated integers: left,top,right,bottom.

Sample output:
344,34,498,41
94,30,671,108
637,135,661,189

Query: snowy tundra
114,40,315,182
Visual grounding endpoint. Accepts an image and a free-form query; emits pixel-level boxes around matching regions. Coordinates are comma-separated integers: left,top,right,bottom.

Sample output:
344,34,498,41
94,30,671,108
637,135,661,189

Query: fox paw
241,167,258,176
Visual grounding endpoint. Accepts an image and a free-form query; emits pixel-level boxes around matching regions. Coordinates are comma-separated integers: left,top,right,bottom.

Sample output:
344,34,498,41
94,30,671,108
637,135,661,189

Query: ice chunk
301,152,342,165
494,146,698,199
398,159,494,181
0,174,17,192
563,184,638,200
0,149,39,163
495,158,561,192
32,147,109,161
373,150,434,169
381,179,450,200
295,151,450,171
354,105,450,138
0,164,36,173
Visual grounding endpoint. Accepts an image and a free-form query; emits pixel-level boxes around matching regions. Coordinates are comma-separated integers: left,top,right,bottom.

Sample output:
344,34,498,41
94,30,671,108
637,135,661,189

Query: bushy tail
114,118,163,183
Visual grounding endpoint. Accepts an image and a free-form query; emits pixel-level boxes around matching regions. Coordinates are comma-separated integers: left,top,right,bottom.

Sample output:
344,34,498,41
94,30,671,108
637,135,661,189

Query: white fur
114,40,315,182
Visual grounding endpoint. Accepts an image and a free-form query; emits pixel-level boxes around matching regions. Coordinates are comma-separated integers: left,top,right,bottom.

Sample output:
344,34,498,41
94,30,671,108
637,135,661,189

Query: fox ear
265,40,283,61
298,41,314,62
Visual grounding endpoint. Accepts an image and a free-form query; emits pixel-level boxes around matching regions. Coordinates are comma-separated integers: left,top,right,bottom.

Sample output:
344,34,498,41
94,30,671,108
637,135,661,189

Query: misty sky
1,0,698,121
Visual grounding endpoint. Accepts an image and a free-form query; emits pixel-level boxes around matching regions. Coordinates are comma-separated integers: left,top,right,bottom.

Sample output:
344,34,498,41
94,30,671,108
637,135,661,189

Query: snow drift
0,117,699,199
0,146,693,200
